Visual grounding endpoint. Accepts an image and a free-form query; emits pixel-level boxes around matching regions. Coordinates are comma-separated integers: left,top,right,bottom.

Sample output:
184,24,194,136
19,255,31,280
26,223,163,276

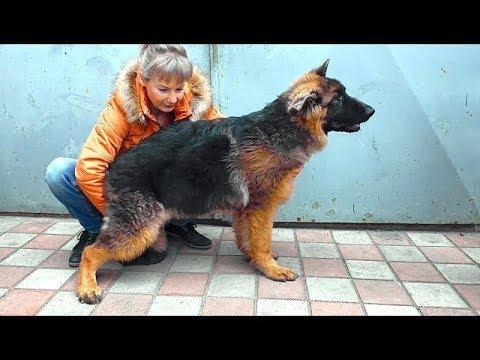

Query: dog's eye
332,94,343,104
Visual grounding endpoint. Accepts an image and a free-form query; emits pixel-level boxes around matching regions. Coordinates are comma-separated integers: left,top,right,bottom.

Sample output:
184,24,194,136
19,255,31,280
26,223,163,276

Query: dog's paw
77,284,103,304
261,264,298,282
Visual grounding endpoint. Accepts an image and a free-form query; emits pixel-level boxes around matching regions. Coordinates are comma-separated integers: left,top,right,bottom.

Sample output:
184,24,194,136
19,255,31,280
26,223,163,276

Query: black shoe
164,222,212,249
69,230,99,268
121,248,168,266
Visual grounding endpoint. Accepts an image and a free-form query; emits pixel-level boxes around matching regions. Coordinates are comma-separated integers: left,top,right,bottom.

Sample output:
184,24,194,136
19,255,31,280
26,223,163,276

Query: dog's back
105,118,248,216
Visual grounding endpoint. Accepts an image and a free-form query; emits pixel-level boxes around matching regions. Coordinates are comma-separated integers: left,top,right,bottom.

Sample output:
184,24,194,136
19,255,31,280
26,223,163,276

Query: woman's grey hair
138,44,193,83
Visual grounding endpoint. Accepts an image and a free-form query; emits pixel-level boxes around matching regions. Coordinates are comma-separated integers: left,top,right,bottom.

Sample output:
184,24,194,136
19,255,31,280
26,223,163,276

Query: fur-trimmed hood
112,60,215,123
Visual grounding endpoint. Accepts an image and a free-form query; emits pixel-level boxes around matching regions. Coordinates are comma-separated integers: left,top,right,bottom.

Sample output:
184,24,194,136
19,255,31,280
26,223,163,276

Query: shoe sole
165,231,212,249
69,262,79,268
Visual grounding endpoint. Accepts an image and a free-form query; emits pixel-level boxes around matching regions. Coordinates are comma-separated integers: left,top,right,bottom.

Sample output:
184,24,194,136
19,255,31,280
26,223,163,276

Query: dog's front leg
244,206,297,281
233,209,278,260
244,166,302,281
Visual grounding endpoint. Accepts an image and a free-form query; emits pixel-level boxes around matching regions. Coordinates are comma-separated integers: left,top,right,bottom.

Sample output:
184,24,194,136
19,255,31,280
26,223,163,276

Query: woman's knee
45,157,76,188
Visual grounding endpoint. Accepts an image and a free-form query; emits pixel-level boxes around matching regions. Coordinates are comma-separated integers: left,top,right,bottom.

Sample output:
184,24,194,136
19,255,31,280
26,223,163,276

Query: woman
45,44,224,267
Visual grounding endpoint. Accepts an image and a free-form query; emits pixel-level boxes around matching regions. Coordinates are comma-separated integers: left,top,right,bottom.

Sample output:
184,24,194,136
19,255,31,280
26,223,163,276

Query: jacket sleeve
75,100,130,215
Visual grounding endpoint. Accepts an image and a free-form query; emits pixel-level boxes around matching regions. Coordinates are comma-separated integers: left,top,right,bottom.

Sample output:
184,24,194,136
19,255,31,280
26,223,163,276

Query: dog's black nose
364,105,375,118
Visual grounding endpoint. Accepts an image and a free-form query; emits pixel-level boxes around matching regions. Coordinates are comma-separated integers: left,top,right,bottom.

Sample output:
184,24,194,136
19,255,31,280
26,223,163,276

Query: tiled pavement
0,215,479,316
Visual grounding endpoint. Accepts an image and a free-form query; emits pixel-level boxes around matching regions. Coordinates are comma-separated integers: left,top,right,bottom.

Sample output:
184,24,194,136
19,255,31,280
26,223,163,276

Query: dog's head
287,59,375,135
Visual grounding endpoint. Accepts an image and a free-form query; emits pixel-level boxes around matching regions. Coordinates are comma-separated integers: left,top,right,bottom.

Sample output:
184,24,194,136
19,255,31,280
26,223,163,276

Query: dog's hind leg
77,220,166,304
76,239,113,304
77,195,167,304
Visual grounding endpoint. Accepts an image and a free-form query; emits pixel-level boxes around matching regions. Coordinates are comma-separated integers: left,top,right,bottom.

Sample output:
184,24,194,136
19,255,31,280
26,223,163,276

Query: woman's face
141,75,186,113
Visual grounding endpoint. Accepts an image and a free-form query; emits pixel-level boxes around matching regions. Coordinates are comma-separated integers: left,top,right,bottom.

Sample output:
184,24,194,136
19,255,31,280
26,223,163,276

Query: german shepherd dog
77,60,375,304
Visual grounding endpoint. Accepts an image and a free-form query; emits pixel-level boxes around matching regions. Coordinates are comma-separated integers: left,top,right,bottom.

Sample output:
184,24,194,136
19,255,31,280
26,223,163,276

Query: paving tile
407,232,453,247
0,289,55,315
9,220,56,233
148,296,202,315
462,248,480,263
354,279,412,305
207,274,256,298
454,284,480,309
346,260,395,280
419,247,473,264
435,264,480,284
445,233,480,247
257,299,309,316
37,291,94,316
310,302,365,316
0,233,37,247
44,221,83,235
0,218,26,233
201,297,254,316
271,242,299,257
60,236,80,251
271,228,295,242
364,304,420,316
332,230,372,245
404,282,468,308
213,256,256,274
277,257,303,276
218,241,244,256
222,228,295,242
379,246,427,262
24,234,71,250
0,248,16,262
298,243,339,258
108,271,164,294
302,258,348,278
93,293,153,316
390,262,445,282
0,266,35,287
16,268,75,290
0,216,31,222
296,229,333,243
39,251,72,269
62,269,119,292
221,227,236,241
158,273,209,296
420,307,477,316
306,277,359,302
338,244,383,261
170,255,214,273
0,249,54,266
0,288,8,297
258,276,307,300
368,231,411,245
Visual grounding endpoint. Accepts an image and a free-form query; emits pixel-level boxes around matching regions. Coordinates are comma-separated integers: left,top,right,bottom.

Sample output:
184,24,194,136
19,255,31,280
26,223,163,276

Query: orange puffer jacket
75,60,225,215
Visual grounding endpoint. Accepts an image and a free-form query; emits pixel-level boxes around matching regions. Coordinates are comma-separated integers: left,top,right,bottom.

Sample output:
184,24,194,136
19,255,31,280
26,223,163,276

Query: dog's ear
288,92,318,115
314,59,330,77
